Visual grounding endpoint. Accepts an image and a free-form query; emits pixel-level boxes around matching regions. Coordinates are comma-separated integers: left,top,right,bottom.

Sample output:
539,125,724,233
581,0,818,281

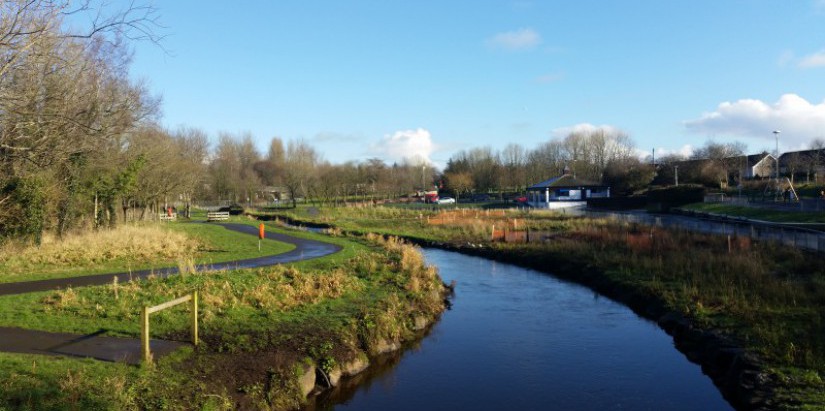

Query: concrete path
0,327,183,365
0,223,341,364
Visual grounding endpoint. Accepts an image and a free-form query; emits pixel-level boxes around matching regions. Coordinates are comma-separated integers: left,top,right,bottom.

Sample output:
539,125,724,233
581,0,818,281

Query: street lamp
674,165,679,187
773,130,781,180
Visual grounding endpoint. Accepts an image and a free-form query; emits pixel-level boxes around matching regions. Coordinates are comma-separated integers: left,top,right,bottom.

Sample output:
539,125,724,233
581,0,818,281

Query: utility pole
773,130,781,180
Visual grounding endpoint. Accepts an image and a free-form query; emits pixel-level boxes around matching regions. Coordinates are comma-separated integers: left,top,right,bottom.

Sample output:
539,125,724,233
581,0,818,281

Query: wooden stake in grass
141,292,199,364
113,276,118,300
728,235,732,254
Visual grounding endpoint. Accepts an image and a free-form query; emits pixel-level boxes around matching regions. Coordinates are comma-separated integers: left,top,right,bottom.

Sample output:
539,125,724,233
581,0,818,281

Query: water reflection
309,249,732,411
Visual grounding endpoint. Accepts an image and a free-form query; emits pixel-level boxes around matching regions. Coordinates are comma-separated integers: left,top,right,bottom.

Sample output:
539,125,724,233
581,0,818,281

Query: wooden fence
206,211,230,222
141,291,198,363
159,212,177,221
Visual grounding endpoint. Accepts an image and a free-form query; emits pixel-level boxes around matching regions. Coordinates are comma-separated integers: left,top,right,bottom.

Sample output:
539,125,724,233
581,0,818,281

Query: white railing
206,211,230,222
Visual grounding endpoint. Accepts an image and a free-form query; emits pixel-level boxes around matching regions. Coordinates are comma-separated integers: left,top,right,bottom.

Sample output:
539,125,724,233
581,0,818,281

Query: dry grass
40,264,363,326
0,225,200,279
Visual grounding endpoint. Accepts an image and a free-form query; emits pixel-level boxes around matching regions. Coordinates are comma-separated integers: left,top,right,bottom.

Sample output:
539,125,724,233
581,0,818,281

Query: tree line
6,2,823,246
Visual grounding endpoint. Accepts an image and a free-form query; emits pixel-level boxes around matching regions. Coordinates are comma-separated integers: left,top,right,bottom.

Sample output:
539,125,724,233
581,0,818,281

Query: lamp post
773,130,781,180
674,165,679,187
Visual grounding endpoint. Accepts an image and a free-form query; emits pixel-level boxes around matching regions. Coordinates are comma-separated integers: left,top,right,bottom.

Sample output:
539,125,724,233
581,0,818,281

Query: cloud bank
799,50,825,68
684,94,825,148
551,123,625,138
486,28,541,51
371,128,435,165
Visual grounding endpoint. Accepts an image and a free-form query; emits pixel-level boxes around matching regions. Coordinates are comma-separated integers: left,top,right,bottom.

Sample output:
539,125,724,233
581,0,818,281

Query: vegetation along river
310,248,732,411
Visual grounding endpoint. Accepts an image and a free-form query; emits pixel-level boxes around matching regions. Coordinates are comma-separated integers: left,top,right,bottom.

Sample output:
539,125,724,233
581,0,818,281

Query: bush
218,204,245,215
0,176,46,244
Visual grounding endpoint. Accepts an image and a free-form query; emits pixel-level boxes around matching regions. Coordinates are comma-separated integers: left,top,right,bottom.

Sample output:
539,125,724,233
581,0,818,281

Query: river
311,248,733,411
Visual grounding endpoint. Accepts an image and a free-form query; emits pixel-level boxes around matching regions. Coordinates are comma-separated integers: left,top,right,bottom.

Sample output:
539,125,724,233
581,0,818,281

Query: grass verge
681,203,825,223
0,220,294,283
0,224,447,410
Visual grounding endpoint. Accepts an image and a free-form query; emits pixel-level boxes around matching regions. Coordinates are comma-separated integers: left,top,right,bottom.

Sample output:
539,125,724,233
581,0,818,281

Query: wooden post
191,290,199,346
141,306,150,363
727,235,732,253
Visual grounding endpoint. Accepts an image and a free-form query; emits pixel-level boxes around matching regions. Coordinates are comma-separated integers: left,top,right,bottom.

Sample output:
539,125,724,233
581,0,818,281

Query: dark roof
527,174,604,190
776,149,824,168
744,152,773,167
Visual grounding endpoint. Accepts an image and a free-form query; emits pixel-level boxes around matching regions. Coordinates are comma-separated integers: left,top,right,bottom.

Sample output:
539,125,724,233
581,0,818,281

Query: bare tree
283,139,320,207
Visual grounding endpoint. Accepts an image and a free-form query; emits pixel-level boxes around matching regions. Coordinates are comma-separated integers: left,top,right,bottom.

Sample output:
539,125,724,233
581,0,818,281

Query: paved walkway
0,223,341,364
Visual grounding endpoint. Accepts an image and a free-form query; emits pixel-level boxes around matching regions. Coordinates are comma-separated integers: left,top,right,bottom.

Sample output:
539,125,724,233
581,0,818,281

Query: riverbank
0,221,448,410
255,207,825,411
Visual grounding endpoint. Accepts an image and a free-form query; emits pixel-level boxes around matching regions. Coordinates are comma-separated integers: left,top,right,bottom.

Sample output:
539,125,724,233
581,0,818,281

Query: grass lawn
680,203,825,223
0,220,294,284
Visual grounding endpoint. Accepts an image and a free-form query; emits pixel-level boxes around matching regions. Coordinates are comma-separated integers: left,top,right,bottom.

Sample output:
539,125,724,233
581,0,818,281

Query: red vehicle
514,196,527,203
424,192,440,204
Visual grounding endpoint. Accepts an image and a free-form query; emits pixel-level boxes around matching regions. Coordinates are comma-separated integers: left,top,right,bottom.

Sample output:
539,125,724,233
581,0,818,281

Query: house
738,152,775,179
526,174,610,209
778,149,825,182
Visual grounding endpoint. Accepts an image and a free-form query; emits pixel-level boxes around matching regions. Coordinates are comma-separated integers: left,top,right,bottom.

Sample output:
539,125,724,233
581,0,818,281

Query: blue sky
129,1,825,168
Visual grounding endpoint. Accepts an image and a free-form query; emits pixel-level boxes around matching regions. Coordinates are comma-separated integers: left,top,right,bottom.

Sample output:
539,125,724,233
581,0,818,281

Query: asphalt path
0,223,341,364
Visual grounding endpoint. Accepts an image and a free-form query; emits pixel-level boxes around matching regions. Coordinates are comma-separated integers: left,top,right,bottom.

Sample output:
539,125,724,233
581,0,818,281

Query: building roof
745,152,774,167
527,174,605,190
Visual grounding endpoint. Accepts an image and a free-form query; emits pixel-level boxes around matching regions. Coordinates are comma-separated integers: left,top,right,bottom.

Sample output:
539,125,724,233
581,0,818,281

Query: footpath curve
0,223,341,364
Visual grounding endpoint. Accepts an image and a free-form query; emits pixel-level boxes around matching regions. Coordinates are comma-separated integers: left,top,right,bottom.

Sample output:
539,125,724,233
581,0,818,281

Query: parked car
437,197,456,204
513,196,528,203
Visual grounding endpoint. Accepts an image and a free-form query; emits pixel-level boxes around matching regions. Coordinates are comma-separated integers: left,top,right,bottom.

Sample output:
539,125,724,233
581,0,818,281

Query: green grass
0,226,447,409
0,221,294,284
681,203,825,223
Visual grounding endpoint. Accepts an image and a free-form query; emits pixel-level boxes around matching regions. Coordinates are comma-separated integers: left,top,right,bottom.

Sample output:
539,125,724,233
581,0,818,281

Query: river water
312,248,732,411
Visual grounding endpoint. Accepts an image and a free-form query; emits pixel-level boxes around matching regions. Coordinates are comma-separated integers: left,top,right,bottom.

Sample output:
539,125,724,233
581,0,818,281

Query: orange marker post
258,223,265,251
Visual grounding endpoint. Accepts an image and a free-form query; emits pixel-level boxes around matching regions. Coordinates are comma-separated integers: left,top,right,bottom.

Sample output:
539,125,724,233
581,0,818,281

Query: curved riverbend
313,248,732,411
0,223,341,296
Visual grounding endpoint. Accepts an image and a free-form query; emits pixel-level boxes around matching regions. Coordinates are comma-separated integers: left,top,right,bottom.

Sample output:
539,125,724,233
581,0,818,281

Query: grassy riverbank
259,206,825,410
0,222,446,410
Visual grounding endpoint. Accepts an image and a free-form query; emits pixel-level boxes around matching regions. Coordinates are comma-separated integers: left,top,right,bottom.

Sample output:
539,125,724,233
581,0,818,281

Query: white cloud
486,28,541,51
684,94,825,148
635,145,695,160
551,123,625,138
799,50,825,68
371,128,435,165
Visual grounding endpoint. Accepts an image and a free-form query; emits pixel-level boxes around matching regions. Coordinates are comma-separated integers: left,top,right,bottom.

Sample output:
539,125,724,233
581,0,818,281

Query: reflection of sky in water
320,248,732,411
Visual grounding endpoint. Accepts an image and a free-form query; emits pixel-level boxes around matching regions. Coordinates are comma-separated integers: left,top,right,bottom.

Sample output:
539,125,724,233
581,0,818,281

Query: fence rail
206,211,230,222
141,291,198,363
